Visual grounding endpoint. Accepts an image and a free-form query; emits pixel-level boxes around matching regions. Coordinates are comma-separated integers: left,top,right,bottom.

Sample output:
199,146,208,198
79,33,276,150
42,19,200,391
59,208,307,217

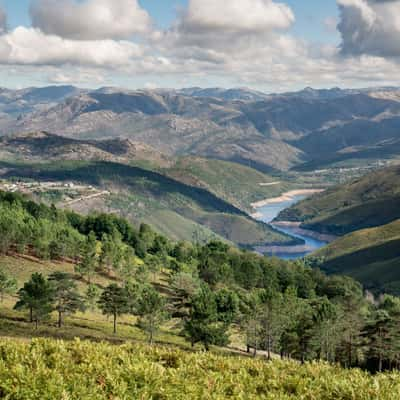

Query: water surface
255,194,327,260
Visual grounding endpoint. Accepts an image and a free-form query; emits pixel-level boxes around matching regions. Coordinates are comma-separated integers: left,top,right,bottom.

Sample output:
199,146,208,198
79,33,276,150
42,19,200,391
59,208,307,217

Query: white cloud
182,0,294,34
338,0,400,57
0,0,399,91
0,27,144,67
30,0,152,40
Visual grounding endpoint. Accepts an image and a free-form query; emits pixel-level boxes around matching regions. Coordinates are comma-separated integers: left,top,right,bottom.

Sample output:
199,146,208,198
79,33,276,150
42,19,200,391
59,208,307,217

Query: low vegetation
1,338,400,399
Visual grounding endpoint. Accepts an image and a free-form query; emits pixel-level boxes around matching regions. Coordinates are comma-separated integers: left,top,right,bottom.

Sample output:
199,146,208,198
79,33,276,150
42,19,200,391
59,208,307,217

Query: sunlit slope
313,219,400,294
276,164,400,235
0,338,399,399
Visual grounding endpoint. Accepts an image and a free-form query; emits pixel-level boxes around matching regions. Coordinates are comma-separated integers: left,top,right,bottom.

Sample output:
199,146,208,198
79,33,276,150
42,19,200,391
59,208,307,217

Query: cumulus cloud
0,0,399,91
182,0,294,34
338,0,400,57
0,27,143,67
30,0,152,40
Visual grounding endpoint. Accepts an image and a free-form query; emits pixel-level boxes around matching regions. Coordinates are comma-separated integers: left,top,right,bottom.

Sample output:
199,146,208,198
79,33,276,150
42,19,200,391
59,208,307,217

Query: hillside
0,131,302,247
2,86,400,172
0,160,295,247
0,131,297,212
161,157,293,212
0,131,173,168
276,164,400,235
312,220,400,295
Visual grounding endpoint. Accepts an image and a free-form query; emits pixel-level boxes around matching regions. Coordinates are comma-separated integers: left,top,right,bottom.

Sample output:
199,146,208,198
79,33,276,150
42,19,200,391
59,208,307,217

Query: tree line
1,191,400,372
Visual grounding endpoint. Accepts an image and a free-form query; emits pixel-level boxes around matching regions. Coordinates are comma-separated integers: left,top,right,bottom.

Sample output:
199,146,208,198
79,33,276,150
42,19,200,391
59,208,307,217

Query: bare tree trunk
266,331,272,361
113,312,117,334
149,329,153,345
58,311,62,328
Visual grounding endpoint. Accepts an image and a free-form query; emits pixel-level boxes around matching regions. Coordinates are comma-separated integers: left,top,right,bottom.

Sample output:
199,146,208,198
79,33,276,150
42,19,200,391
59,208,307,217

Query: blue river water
255,195,328,260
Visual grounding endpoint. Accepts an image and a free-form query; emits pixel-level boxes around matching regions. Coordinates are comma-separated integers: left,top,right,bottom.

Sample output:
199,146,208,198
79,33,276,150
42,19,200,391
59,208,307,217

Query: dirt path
64,190,110,206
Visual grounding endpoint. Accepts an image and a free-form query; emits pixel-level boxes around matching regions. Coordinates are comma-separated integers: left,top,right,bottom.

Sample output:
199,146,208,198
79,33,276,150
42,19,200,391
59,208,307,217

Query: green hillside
162,157,293,212
2,189,400,389
276,164,400,235
312,219,400,295
0,160,296,247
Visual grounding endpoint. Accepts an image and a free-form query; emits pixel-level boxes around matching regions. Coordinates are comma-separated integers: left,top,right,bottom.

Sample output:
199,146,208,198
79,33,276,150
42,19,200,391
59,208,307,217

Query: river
254,194,329,260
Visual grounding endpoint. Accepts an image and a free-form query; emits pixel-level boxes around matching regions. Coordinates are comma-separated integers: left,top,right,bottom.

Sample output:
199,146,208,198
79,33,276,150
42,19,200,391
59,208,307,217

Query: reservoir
254,194,330,260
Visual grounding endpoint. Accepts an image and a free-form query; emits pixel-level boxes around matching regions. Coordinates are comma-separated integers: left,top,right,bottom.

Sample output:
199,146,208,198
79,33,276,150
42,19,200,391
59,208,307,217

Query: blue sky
0,0,397,91
2,0,340,43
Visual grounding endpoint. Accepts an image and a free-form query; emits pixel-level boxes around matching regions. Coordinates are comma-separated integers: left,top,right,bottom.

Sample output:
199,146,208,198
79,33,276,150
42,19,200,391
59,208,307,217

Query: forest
0,190,399,373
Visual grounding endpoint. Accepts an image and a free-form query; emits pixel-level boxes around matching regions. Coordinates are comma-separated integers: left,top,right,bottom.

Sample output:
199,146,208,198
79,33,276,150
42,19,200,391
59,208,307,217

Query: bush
0,338,400,399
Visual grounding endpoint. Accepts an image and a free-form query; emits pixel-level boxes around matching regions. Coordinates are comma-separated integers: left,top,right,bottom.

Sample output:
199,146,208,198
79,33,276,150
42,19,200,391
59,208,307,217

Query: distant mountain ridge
0,131,172,167
1,85,400,172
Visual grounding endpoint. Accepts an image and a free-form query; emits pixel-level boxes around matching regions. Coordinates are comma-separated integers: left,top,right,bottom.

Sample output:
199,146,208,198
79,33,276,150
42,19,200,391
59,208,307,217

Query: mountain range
1,85,400,172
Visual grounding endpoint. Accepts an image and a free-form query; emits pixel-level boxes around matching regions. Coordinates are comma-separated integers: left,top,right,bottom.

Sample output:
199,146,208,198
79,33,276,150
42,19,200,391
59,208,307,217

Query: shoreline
250,189,324,209
249,188,336,256
254,244,315,255
272,221,338,243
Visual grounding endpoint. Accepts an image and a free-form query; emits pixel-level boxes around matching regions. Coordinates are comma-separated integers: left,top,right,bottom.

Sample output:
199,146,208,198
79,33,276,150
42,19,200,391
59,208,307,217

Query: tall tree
76,231,98,283
14,273,54,328
48,272,85,328
258,289,287,360
100,231,124,276
134,284,168,345
183,285,237,350
240,290,262,356
98,284,128,334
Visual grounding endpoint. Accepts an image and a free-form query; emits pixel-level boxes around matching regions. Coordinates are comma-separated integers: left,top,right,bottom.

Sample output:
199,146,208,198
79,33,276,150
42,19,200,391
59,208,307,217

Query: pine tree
14,273,54,328
183,285,237,350
98,284,128,334
134,284,168,345
76,231,98,283
48,272,85,328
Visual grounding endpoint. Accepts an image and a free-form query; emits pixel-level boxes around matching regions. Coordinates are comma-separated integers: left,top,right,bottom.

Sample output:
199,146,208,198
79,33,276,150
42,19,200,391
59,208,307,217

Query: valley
4,0,400,396
1,85,400,398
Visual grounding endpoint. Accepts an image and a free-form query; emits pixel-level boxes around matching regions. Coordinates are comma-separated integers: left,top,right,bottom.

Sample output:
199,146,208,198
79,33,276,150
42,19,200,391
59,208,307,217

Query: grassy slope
0,160,297,247
276,164,400,235
161,157,293,212
0,254,188,347
313,220,400,295
1,338,399,400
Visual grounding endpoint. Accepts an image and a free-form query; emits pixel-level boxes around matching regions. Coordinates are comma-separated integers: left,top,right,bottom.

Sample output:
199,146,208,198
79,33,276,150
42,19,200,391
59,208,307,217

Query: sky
0,0,398,91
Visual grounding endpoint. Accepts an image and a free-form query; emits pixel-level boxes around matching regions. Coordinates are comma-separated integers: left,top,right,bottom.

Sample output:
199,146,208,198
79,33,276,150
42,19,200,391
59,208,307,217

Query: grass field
0,254,191,349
